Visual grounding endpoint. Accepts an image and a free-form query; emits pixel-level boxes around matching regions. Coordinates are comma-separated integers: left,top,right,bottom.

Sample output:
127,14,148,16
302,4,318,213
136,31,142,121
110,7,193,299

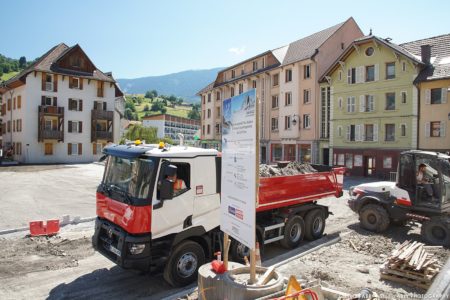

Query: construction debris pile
259,162,318,177
380,240,443,290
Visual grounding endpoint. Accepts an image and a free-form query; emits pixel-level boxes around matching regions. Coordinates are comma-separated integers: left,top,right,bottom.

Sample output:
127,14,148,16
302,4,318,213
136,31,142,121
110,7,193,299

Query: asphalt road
0,164,103,230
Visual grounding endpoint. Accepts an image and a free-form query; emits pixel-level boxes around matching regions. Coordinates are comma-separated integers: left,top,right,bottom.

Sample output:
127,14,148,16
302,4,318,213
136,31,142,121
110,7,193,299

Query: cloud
228,46,246,56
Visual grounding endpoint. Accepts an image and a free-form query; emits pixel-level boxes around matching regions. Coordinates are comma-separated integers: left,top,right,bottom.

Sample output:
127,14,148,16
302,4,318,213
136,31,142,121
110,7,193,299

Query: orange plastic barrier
29,219,60,236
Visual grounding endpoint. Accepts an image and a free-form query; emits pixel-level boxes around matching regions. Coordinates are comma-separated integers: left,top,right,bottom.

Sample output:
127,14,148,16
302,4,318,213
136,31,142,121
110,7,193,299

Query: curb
0,216,97,236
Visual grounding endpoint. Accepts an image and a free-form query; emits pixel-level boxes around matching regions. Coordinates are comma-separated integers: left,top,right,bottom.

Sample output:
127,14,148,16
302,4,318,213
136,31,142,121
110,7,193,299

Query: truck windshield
103,156,157,201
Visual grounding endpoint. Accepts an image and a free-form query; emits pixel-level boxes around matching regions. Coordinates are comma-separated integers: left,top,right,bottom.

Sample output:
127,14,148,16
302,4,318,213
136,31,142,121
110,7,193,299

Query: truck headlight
129,243,146,255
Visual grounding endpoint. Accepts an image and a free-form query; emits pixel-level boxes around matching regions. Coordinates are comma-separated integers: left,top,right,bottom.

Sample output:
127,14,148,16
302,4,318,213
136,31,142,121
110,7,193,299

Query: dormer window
72,77,80,89
45,74,53,91
253,61,258,71
71,56,81,68
231,69,236,79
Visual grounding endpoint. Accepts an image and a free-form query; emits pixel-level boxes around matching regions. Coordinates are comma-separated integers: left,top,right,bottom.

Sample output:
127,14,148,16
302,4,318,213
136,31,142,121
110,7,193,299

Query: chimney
421,45,431,65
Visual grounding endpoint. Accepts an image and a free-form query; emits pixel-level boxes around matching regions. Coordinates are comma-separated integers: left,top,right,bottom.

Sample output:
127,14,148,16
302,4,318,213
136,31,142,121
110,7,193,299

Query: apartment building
400,34,450,153
142,114,200,142
198,18,363,164
319,36,425,177
0,43,124,163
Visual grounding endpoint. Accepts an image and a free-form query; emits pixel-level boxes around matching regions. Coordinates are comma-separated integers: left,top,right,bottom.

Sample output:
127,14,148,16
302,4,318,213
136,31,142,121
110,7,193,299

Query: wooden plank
256,266,275,286
380,273,430,290
380,267,435,282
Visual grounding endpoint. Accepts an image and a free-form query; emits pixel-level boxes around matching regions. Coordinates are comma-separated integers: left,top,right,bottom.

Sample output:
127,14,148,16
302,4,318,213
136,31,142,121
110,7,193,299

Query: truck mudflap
92,217,152,271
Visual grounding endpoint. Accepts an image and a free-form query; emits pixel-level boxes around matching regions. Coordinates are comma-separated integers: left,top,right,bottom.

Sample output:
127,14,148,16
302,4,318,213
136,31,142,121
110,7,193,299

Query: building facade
142,114,200,142
198,18,363,164
0,43,124,163
400,35,450,153
320,36,425,177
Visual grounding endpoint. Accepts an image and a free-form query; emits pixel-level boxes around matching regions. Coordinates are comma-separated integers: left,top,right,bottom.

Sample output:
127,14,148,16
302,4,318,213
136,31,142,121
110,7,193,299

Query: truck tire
421,218,450,247
163,240,205,287
280,215,305,249
304,209,326,240
230,234,263,264
359,204,390,233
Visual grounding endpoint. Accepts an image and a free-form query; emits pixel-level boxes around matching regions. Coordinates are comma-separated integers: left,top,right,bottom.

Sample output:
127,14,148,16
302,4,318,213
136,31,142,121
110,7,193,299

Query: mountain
117,67,222,103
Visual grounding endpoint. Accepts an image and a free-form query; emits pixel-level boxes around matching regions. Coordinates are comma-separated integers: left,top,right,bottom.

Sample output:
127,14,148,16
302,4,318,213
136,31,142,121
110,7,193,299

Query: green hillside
1,71,19,81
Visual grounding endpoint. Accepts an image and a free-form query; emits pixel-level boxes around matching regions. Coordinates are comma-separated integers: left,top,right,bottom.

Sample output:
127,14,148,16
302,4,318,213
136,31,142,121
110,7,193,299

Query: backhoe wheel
359,204,390,233
280,215,305,249
304,210,326,240
421,218,450,247
163,240,205,287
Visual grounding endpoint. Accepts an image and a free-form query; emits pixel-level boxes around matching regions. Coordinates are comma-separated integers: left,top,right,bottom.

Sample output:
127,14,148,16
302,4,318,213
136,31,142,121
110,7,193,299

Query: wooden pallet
380,272,430,290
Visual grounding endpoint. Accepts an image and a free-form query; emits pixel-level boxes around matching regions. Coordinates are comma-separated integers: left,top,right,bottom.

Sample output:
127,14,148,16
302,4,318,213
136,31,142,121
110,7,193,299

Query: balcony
92,109,113,121
95,131,113,140
38,106,64,142
42,129,64,140
39,105,64,115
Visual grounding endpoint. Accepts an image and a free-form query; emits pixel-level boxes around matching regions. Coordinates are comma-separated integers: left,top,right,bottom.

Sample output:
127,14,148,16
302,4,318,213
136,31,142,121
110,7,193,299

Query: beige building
198,18,363,164
399,34,450,153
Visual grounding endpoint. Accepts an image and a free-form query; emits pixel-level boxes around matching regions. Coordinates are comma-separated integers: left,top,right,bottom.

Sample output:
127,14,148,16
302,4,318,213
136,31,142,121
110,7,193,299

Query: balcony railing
95,131,113,140
92,109,113,120
39,105,64,115
42,129,64,140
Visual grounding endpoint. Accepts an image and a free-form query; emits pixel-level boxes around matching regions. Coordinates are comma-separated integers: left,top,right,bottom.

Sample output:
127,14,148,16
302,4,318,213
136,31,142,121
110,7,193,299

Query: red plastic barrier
29,219,60,236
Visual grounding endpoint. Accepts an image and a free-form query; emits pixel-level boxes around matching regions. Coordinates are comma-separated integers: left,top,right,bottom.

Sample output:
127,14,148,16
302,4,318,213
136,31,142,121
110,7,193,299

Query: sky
1,0,449,79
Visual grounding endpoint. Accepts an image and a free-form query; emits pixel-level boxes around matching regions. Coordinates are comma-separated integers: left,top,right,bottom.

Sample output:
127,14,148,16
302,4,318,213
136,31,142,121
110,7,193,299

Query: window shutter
425,122,430,137
41,96,46,105
78,143,82,155
346,97,350,112
374,64,379,81
359,66,365,83
54,74,58,92
68,121,73,133
79,121,82,133
355,124,361,141
355,67,361,83
93,143,97,155
68,143,72,155
103,102,107,111
69,76,73,89
41,72,46,91
373,124,378,141
79,99,83,111
442,88,448,104
53,97,57,106
425,89,431,104
347,69,351,84
338,97,342,109
442,121,446,137
359,95,365,112
371,96,376,111
346,125,350,141
79,78,83,90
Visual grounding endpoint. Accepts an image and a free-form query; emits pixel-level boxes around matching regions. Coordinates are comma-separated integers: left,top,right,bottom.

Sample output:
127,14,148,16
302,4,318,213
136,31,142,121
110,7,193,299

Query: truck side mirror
160,179,174,200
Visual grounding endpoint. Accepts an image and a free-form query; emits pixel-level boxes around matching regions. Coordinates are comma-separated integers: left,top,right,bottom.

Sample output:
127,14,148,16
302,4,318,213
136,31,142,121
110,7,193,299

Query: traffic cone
255,242,262,266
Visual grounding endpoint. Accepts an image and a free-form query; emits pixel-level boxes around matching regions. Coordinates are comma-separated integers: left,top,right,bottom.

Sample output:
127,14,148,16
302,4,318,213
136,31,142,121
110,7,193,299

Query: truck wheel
280,215,305,249
230,239,250,264
163,240,205,287
304,210,326,240
421,218,450,246
359,204,390,233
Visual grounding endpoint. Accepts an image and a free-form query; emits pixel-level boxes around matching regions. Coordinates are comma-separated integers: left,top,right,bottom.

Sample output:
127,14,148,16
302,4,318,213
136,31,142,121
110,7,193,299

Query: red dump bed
257,167,345,212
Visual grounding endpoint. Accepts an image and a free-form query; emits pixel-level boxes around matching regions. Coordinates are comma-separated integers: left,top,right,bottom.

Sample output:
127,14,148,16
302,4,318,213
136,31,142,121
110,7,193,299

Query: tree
124,124,159,143
125,100,136,112
188,109,200,120
145,91,152,99
19,56,27,68
161,107,167,114
151,101,164,112
145,89,158,99
124,108,134,120
143,104,150,111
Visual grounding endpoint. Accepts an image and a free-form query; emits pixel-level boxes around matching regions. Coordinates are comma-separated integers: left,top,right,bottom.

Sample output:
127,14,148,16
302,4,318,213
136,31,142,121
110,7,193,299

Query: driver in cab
167,173,187,197
416,163,437,202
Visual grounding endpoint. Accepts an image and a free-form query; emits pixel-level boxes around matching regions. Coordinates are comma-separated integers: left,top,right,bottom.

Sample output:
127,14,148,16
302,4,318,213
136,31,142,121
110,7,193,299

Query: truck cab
93,143,221,286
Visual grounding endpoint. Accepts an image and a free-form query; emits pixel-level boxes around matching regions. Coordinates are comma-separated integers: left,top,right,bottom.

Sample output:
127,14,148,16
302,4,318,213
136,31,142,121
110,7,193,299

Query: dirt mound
260,162,317,177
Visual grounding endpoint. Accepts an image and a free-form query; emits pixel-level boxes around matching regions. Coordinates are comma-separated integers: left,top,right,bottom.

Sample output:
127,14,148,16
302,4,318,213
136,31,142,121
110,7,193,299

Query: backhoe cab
348,150,450,246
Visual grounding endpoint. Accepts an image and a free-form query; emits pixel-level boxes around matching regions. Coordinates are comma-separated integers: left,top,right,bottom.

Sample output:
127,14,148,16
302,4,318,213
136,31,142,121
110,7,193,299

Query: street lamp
291,114,300,127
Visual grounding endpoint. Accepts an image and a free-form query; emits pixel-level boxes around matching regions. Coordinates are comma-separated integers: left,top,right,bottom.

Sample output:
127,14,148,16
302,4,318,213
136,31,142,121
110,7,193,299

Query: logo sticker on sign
196,185,203,195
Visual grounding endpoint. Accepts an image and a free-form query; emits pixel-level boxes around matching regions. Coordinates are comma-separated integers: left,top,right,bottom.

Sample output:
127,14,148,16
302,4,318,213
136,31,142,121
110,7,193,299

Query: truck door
398,153,416,203
151,159,194,239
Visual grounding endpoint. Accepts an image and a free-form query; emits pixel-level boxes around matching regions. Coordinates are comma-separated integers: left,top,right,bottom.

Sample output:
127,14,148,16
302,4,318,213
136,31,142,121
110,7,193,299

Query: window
43,96,53,106
207,124,210,134
202,110,205,120
402,62,406,72
365,47,374,56
303,114,311,129
231,69,235,79
385,124,395,141
285,92,292,106
431,88,443,104
216,91,221,101
366,65,375,82
345,154,353,169
68,143,82,155
299,144,311,162
69,99,83,111
273,74,279,86
7,120,11,132
383,157,392,169
208,94,211,102
338,97,343,109
215,124,220,135
347,96,356,113
93,143,103,155
93,101,106,110
386,62,395,79
252,61,258,71
304,64,311,79
338,126,342,137
272,144,282,161
338,71,343,81
365,124,374,141
216,107,221,117
230,87,235,97
271,118,278,131
72,77,80,89
285,69,292,82
45,74,53,91
202,125,205,135
239,83,243,94
285,116,291,130
68,121,82,133
13,97,16,110
385,93,395,110
431,121,441,137
401,91,407,104
207,109,211,118
347,68,356,84
252,80,257,89
18,95,21,109
347,125,356,141
45,143,53,155
363,95,374,112
401,124,406,137
202,96,205,104
303,89,310,104
272,95,279,109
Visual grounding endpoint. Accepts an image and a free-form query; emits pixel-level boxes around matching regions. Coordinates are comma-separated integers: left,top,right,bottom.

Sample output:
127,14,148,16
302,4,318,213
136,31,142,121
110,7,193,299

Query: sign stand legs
223,233,230,270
